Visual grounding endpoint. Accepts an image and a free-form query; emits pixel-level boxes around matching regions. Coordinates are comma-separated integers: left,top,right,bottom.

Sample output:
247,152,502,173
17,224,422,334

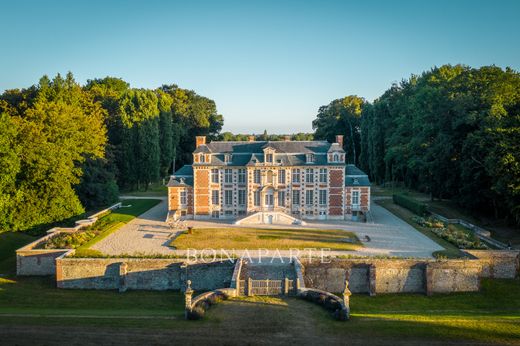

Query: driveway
92,200,443,258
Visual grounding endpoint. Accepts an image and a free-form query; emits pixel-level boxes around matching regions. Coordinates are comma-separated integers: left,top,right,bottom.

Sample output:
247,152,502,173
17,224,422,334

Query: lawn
375,199,463,258
170,227,362,251
121,181,168,197
0,230,518,345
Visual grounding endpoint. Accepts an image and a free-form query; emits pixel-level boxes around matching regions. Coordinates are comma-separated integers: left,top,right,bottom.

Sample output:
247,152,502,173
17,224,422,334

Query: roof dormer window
224,154,232,163
306,153,315,164
333,153,339,162
266,153,273,163
200,154,205,163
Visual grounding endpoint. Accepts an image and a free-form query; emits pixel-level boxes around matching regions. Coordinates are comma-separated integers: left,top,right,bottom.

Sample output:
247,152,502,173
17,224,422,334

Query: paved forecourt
92,199,443,258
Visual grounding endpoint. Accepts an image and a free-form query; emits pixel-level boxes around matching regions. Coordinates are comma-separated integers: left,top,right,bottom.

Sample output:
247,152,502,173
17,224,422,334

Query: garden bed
412,216,487,250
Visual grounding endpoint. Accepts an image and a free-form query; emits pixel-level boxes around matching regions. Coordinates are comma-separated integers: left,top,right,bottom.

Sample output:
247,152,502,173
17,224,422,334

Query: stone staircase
234,211,306,226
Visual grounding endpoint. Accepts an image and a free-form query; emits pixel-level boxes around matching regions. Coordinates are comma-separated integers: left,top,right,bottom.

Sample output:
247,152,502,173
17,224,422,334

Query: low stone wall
465,250,519,279
56,255,235,291
16,202,122,276
301,258,483,295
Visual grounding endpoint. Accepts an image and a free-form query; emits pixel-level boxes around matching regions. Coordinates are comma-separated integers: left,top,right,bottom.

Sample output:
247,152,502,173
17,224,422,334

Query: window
319,190,327,205
238,190,246,206
224,169,233,183
224,154,231,163
266,153,273,163
278,170,286,184
292,190,300,205
319,168,327,183
180,190,187,206
224,190,233,206
254,191,261,206
306,153,314,163
352,190,360,205
254,169,261,184
225,210,233,215
211,169,219,183
264,194,274,206
305,169,314,183
305,190,314,205
278,191,285,207
200,154,205,163
211,210,219,218
333,153,339,162
292,169,300,183
238,169,246,183
212,190,219,205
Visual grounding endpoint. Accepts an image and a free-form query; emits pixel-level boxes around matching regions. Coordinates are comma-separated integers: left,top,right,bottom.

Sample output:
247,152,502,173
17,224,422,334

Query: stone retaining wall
302,257,485,295
16,202,122,276
56,255,235,291
465,250,519,279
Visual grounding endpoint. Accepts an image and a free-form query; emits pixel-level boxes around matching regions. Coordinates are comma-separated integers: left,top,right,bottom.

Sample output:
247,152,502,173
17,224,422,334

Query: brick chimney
336,135,344,147
284,135,291,141
195,136,206,147
248,135,255,142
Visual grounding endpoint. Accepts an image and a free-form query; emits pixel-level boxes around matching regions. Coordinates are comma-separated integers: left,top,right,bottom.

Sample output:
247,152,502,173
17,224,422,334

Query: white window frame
319,190,327,206
278,170,286,184
305,169,314,183
292,190,300,205
254,169,261,184
278,191,285,207
238,190,246,206
305,190,314,205
352,190,360,205
224,169,233,183
211,169,219,183
238,169,246,183
180,190,187,206
224,190,233,206
212,190,219,205
319,168,327,183
292,169,300,183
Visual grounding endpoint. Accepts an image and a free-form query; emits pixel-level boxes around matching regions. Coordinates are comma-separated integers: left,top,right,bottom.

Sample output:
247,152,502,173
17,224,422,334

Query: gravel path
92,200,443,258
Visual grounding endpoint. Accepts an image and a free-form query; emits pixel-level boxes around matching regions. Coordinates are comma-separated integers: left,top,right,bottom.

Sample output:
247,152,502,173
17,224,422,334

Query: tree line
313,65,520,225
0,73,222,232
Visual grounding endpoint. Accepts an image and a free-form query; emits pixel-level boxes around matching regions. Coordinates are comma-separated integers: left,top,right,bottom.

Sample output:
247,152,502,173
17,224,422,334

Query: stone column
184,280,194,319
343,278,352,320
284,277,290,295
119,262,128,293
368,264,376,296
247,277,253,296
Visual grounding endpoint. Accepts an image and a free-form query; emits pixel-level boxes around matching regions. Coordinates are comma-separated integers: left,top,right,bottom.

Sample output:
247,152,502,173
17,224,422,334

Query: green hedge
392,194,428,216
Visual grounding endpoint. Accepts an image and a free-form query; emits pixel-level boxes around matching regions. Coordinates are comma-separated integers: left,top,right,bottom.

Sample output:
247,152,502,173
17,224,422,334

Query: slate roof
193,140,347,167
167,165,194,187
196,140,333,154
345,164,371,187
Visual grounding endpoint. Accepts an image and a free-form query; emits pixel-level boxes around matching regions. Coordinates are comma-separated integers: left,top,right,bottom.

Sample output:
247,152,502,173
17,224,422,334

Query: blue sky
1,0,519,133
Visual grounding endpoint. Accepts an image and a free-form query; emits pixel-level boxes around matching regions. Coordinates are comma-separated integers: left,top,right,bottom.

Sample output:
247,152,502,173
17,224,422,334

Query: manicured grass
170,227,362,250
0,232,37,275
375,199,463,258
121,182,167,197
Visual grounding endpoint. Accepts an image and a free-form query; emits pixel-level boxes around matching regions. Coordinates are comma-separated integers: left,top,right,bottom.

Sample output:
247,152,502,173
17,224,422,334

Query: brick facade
168,136,371,221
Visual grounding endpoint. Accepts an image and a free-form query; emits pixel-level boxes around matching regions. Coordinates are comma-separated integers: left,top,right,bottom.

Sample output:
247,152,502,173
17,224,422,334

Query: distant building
167,135,370,223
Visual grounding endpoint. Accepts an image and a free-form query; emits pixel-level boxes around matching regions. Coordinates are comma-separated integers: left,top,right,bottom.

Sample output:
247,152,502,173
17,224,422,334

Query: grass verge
170,227,362,250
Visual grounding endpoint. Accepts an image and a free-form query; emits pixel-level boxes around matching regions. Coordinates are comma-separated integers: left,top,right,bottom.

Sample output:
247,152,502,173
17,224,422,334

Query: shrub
412,217,487,250
393,194,428,216
187,306,205,320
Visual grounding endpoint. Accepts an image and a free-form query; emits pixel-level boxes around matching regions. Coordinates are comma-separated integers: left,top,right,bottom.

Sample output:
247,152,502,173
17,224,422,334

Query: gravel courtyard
92,198,443,258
